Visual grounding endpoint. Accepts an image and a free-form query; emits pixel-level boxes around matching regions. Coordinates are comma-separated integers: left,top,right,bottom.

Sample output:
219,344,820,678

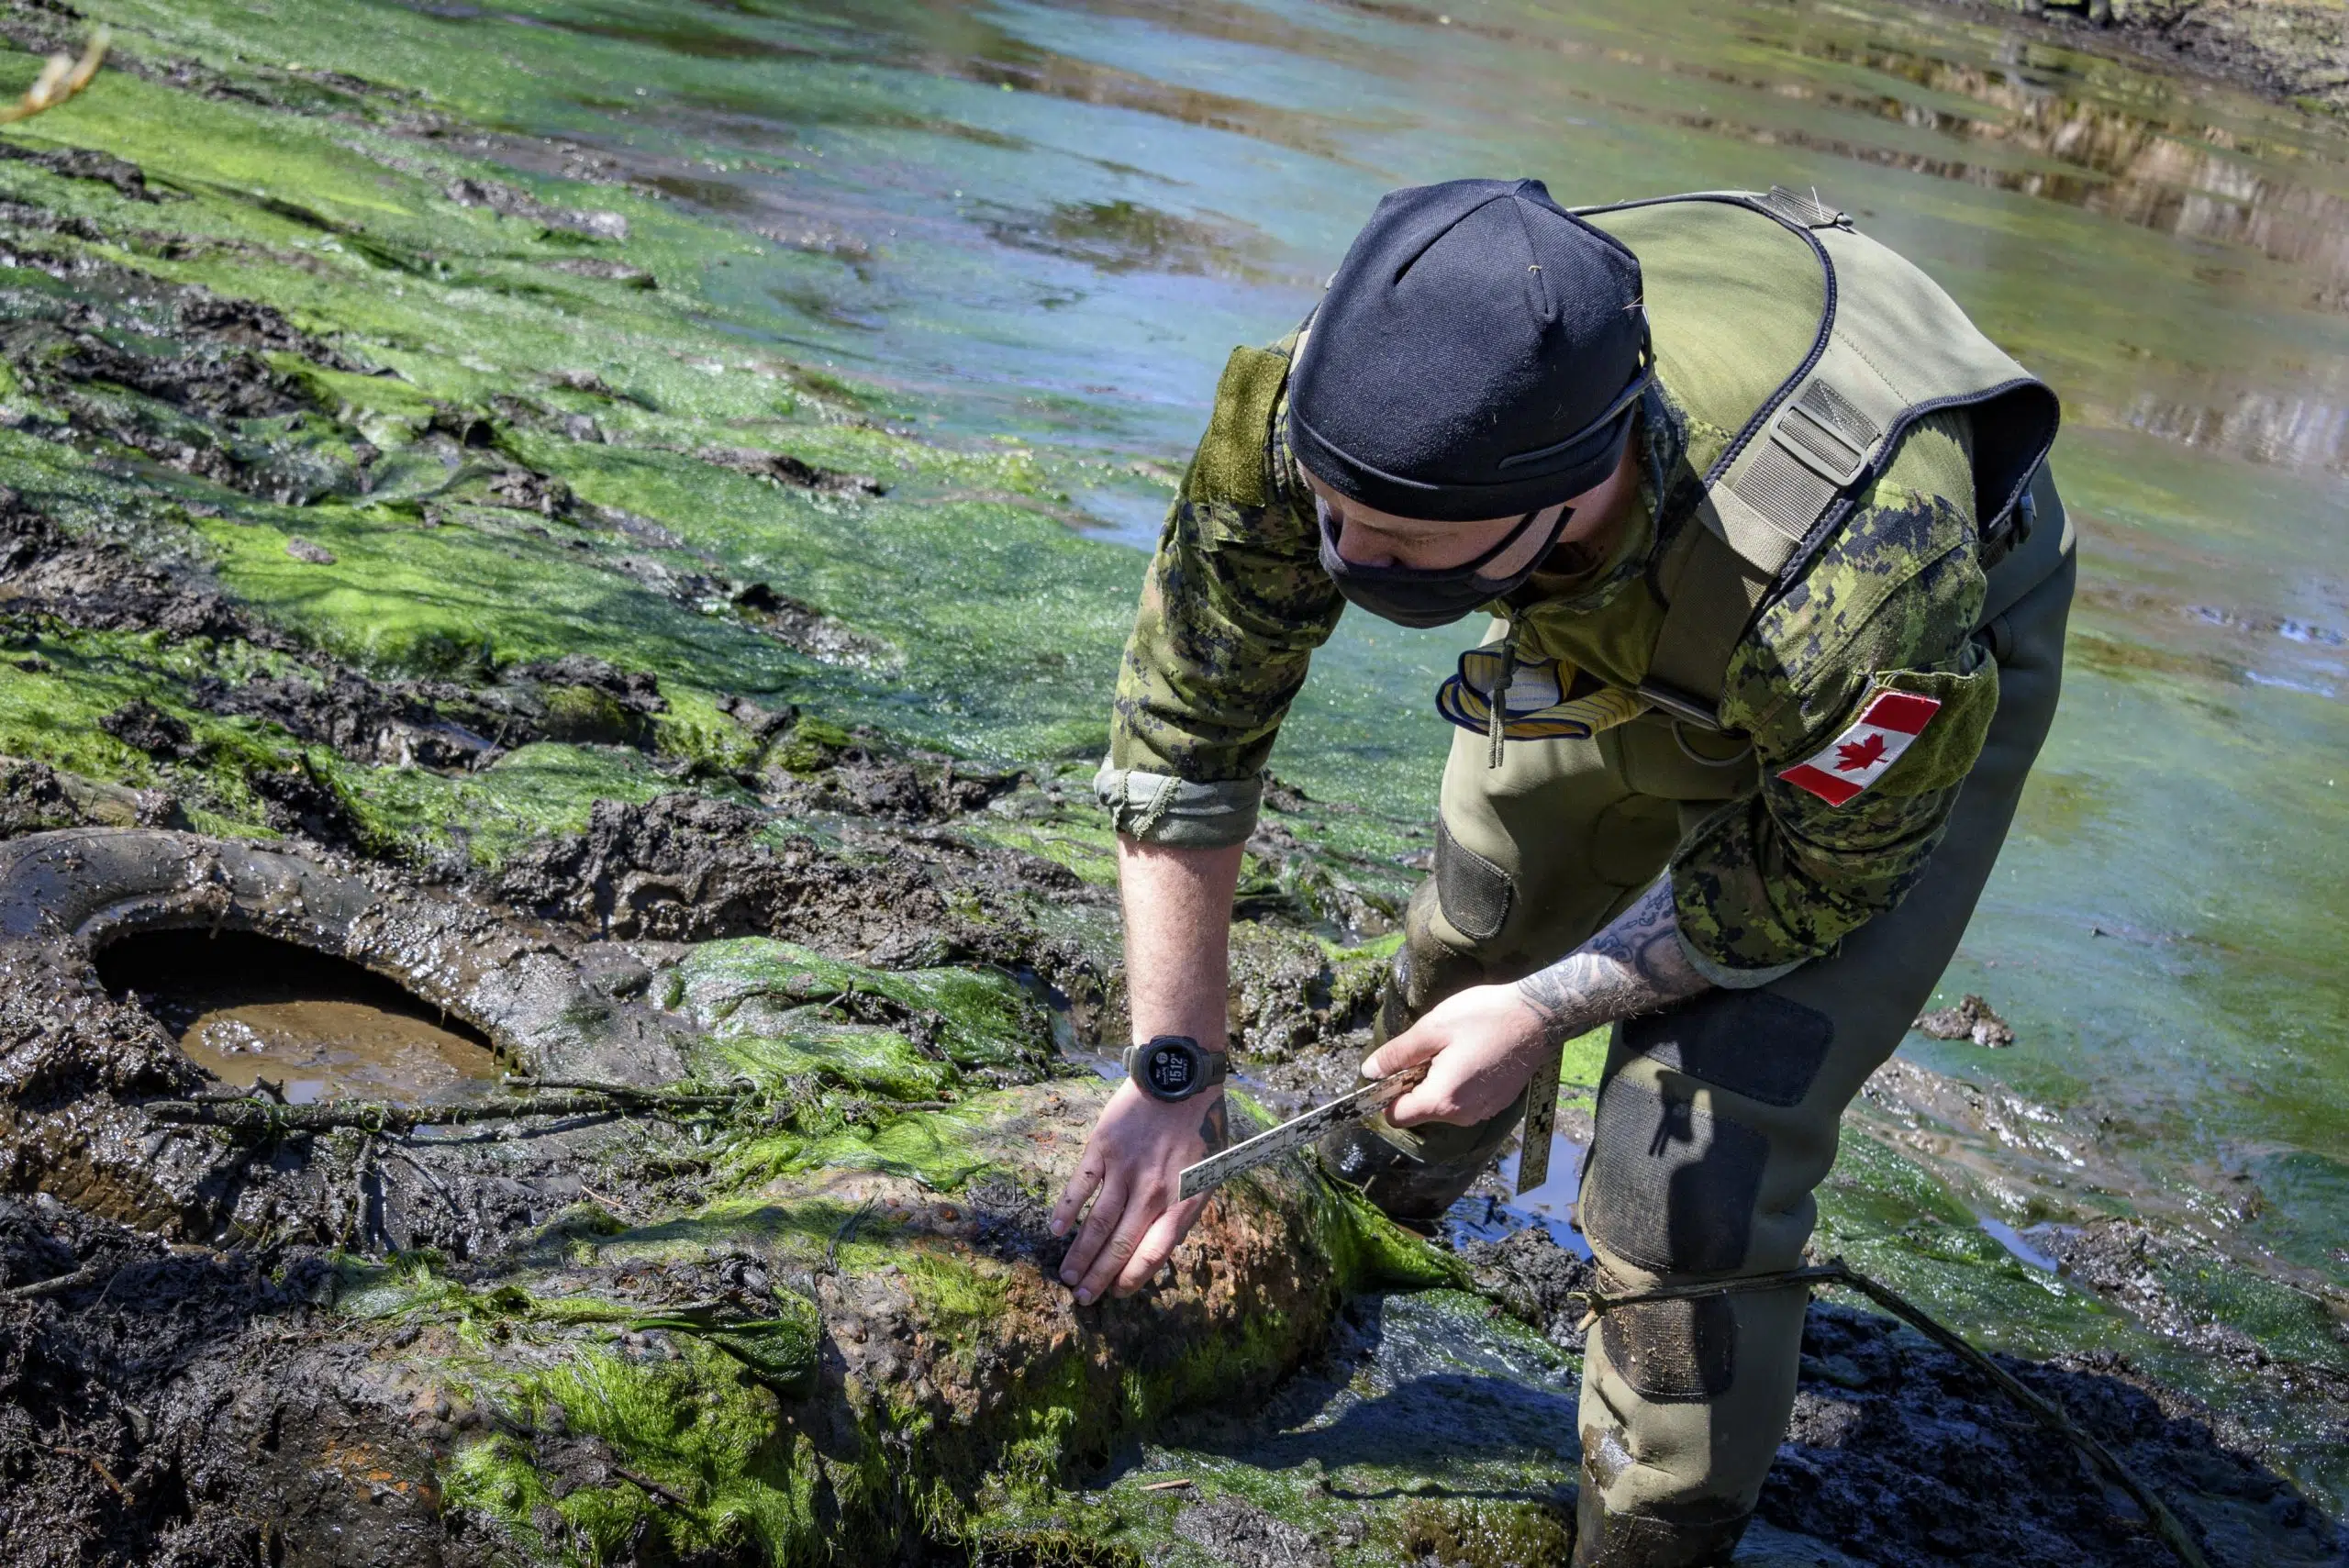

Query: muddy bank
1942,0,2349,115
2,810,2341,1567
2,807,2342,1566
0,814,1452,1564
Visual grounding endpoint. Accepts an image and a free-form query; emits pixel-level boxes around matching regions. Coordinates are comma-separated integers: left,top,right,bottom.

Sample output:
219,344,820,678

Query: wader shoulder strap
1586,187,2059,726
1642,517,1776,728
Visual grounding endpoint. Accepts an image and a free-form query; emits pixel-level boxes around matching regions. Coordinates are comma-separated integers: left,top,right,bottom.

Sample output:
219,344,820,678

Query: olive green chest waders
1312,191,2069,1566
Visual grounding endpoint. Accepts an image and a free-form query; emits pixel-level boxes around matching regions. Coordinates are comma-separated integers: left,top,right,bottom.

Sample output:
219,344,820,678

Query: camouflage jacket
1097,336,1998,982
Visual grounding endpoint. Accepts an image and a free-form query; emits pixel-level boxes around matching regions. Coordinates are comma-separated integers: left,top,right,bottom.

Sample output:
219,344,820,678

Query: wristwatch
1123,1035,1228,1103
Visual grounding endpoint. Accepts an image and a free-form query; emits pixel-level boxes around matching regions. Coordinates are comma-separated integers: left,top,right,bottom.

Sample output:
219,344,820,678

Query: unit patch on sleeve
1776,689,1943,806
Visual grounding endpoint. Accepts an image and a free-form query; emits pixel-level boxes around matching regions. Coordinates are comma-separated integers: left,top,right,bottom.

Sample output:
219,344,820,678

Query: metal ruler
1513,1047,1564,1194
1178,1064,1427,1200
1177,1051,1567,1202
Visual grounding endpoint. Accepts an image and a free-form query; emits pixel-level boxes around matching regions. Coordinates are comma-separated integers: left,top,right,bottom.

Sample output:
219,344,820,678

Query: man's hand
1364,877,1716,1130
1050,1082,1230,1305
1363,983,1548,1129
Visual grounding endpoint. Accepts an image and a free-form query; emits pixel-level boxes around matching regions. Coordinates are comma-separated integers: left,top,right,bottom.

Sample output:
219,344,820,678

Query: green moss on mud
0,0,1366,879
671,938,1054,1082
444,1338,821,1566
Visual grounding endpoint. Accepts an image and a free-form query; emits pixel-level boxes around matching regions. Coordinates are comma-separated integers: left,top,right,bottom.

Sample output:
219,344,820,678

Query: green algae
669,938,1051,1075
1376,1496,1577,1568
973,1289,1583,1567
443,1338,819,1566
762,1100,1012,1192
1313,1175,1468,1296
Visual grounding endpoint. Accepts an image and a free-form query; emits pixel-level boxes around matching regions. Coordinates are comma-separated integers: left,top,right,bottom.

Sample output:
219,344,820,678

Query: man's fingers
1384,1084,1438,1127
1049,1158,1105,1240
1363,1020,1447,1080
1113,1196,1204,1297
1076,1188,1165,1305
1056,1175,1127,1289
1385,1076,1469,1129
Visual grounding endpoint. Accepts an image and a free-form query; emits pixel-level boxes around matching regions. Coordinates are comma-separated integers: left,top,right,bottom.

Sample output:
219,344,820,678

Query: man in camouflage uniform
1047,179,2069,1565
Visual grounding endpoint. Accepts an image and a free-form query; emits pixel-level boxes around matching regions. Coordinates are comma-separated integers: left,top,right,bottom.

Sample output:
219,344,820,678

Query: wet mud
1451,1229,2346,1567
1,851,1433,1563
7,805,2339,1564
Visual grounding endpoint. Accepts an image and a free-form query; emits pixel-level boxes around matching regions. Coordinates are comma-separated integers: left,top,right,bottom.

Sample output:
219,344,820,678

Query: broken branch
145,1086,749,1137
0,31,108,128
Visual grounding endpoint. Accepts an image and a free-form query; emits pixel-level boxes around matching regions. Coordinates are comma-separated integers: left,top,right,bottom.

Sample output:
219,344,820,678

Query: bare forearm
1042,837,1238,1298
1114,836,1244,1051
1514,876,1709,1045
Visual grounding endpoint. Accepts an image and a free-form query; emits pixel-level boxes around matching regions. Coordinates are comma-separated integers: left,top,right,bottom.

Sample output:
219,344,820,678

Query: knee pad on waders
1314,881,1525,1226
1567,989,1846,1566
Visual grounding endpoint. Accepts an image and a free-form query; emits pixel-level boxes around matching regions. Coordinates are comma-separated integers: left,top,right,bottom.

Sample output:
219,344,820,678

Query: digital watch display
1122,1035,1228,1103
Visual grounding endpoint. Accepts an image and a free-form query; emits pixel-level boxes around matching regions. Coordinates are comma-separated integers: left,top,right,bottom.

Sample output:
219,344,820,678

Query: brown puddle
96,930,502,1106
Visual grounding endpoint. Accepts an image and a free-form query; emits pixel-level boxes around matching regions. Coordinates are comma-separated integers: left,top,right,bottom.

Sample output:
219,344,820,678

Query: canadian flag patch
1776,689,1942,807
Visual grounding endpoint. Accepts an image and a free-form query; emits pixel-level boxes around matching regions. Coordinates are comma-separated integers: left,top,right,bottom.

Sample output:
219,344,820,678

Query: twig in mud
43,1443,127,1497
824,1196,881,1275
0,31,107,128
611,1464,690,1508
504,1073,754,1104
338,1134,376,1252
145,1087,746,1137
1574,1259,2213,1568
2,1262,99,1302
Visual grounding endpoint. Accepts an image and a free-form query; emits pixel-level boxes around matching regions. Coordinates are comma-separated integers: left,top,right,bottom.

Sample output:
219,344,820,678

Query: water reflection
974,197,1289,278
2126,383,2349,471
1557,33,2349,306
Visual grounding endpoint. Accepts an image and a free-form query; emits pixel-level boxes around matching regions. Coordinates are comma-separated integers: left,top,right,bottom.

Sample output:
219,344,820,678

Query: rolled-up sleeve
1101,345,1342,849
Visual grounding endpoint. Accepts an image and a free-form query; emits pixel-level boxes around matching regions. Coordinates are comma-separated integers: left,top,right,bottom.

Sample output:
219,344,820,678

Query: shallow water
171,998,498,1106
99,930,503,1106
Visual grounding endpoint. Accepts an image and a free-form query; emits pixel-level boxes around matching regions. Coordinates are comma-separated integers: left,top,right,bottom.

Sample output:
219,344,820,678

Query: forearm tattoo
1198,1095,1230,1155
1514,877,1711,1046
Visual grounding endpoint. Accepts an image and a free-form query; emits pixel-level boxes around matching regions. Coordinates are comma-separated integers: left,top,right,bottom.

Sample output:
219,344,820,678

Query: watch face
1145,1040,1197,1097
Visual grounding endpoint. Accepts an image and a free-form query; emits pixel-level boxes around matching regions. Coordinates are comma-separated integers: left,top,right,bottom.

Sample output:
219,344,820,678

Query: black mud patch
0,485,266,645
773,740,1023,823
0,140,155,201
696,442,885,496
1765,1300,2343,1566
0,756,181,837
193,652,671,771
0,1199,465,1568
0,238,392,504
729,579,896,667
495,790,1099,983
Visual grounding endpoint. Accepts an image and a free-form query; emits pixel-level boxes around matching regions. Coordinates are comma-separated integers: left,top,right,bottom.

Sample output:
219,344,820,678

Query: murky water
98,931,502,1106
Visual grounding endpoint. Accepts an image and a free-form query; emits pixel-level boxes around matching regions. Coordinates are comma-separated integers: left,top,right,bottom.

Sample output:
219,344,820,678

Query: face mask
1316,498,1571,628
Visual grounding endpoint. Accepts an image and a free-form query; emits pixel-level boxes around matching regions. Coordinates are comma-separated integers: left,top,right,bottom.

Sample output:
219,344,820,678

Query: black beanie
1287,178,1646,522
